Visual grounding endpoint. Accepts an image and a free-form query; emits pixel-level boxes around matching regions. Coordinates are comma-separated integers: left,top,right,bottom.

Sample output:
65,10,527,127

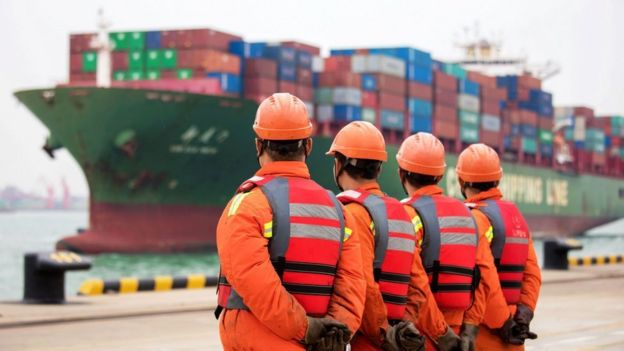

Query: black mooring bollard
543,239,583,270
23,251,91,304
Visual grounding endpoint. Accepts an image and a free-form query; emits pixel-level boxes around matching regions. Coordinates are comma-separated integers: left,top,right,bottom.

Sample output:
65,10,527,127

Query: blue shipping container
380,109,405,131
606,136,612,148
229,40,250,57
330,49,357,56
529,89,552,105
145,31,161,49
333,105,362,122
296,51,312,69
458,79,480,96
368,47,432,68
407,64,433,84
277,63,297,82
540,144,553,156
408,98,433,117
361,74,377,91
312,73,320,88
206,73,242,94
432,60,445,71
511,124,538,138
411,116,433,133
249,42,267,58
263,45,296,63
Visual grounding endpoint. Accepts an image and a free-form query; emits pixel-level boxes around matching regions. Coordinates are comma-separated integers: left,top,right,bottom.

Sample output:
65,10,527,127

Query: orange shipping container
467,71,497,88
178,49,241,74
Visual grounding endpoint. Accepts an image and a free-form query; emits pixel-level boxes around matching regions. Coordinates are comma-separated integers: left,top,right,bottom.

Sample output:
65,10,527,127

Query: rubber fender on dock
78,274,219,296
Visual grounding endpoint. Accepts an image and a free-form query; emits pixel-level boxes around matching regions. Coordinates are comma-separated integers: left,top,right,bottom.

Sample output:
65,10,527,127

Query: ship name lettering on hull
170,126,229,156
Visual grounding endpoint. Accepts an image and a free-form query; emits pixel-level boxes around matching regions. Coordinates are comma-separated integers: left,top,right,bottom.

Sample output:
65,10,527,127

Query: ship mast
91,9,112,88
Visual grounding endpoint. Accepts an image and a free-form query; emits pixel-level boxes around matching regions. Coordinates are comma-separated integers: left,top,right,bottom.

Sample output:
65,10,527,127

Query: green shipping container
128,70,144,81
522,137,537,154
362,108,376,124
82,52,97,72
146,69,161,80
127,32,145,50
129,51,144,70
564,128,574,141
113,71,127,81
160,49,177,69
443,63,467,79
146,50,161,69
177,69,193,80
459,110,480,126
314,88,333,104
110,31,145,51
460,126,480,142
539,129,553,144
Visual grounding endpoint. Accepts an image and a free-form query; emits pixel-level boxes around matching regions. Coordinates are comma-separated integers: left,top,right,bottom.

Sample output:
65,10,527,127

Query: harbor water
1,210,623,300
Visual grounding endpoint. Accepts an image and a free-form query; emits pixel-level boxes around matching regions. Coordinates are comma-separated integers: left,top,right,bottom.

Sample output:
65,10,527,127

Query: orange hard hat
456,143,503,182
326,121,387,161
396,132,446,176
253,93,313,140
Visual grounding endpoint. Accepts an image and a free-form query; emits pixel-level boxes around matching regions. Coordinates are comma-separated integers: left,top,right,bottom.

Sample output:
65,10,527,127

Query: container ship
14,16,624,253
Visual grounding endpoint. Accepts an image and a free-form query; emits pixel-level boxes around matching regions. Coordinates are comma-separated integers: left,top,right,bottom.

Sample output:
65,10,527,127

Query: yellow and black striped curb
568,255,624,266
78,275,218,296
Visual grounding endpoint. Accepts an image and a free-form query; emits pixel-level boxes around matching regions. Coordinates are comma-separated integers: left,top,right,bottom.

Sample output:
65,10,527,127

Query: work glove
436,326,461,351
307,326,350,351
304,317,351,347
513,304,538,341
381,321,425,351
459,323,479,351
496,317,524,345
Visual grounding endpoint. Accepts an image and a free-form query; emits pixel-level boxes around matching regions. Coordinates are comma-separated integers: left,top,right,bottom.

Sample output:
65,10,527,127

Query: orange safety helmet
326,121,387,161
456,143,503,182
253,93,313,140
396,132,446,176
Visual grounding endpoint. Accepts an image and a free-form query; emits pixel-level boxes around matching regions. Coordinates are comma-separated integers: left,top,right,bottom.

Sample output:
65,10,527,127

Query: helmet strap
333,158,346,192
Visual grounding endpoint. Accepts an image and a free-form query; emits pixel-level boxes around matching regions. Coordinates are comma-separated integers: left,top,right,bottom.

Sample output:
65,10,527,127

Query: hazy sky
1,0,622,197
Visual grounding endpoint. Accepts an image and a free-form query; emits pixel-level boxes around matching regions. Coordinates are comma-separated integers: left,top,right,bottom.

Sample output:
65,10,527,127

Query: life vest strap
283,261,338,275
497,264,525,273
426,264,476,277
500,281,523,289
282,283,333,296
381,292,408,305
378,271,411,284
434,284,475,292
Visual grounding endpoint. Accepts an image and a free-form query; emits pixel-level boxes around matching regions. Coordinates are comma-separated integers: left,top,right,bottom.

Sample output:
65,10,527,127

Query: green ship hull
14,87,624,253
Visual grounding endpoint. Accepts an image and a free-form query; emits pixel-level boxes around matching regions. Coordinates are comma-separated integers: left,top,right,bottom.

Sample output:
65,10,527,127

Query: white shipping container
573,116,586,141
362,108,377,124
312,56,324,73
316,105,333,122
457,94,480,113
481,114,501,132
555,106,574,119
332,87,362,106
351,55,406,78
303,101,315,118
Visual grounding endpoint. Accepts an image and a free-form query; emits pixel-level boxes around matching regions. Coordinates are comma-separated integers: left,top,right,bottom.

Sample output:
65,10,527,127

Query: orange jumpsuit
403,185,507,350
345,182,432,351
217,161,366,350
467,188,542,351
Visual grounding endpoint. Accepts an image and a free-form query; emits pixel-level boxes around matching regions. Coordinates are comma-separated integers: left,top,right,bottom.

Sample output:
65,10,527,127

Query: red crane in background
61,178,71,209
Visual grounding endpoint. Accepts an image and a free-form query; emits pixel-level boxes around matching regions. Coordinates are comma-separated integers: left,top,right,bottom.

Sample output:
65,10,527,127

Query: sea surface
1,210,624,300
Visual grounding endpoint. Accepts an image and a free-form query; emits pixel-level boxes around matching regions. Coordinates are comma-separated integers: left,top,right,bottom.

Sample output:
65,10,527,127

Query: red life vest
403,194,478,310
474,199,530,305
216,175,346,318
337,189,416,322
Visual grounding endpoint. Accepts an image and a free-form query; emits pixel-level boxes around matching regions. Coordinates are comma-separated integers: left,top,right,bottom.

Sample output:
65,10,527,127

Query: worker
397,133,511,351
326,121,425,351
216,93,366,351
456,143,541,350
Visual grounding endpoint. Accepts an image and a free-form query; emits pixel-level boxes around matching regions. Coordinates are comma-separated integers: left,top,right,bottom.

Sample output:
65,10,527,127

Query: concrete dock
1,265,623,351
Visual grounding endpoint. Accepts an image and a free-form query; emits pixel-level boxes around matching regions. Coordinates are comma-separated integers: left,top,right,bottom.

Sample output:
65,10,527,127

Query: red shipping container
433,88,458,108
481,86,507,101
522,110,538,126
590,152,606,166
375,74,406,95
408,81,432,101
297,69,313,85
433,105,457,122
502,121,512,135
378,93,406,111
112,52,129,71
481,100,501,116
280,41,321,56
69,73,95,82
318,72,361,88
518,74,541,90
278,80,296,93
480,129,501,147
244,78,277,95
433,119,459,139
538,117,553,130
505,109,537,125
69,33,95,53
178,50,240,74
467,71,497,88
515,87,530,101
70,54,83,73
324,56,352,72
573,106,595,118
361,91,378,108
296,85,314,101
160,31,178,48
433,71,457,90
245,58,277,79
160,70,177,79
188,29,242,51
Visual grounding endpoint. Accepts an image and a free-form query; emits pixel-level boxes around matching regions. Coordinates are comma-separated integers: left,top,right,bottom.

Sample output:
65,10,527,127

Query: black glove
436,326,461,351
382,321,425,351
307,326,350,351
497,317,524,345
513,304,538,341
304,317,350,346
459,323,479,351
